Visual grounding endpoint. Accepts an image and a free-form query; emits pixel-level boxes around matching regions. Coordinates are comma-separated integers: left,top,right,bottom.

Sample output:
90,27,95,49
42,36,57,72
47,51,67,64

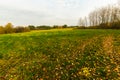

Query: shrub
28,25,36,30
36,25,51,30
14,26,30,33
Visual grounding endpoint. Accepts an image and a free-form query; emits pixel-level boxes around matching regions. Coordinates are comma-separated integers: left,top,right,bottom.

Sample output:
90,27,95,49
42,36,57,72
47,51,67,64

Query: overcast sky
0,0,118,26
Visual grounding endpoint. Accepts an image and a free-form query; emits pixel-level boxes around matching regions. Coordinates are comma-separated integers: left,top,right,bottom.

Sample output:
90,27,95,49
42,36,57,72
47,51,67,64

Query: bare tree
84,16,88,27
79,2,120,29
78,17,85,27
89,12,96,26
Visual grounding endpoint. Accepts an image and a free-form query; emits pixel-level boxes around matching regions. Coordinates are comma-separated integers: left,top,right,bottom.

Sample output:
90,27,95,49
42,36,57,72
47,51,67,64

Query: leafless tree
78,17,85,27
84,16,88,27
79,2,120,29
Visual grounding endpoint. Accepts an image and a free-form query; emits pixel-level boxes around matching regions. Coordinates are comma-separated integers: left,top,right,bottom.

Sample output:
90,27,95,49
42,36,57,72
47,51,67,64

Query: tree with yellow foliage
4,23,14,33
0,26,4,34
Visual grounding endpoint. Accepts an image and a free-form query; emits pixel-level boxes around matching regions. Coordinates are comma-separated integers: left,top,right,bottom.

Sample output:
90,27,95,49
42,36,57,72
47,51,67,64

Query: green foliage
62,24,67,28
53,25,68,29
0,29,120,80
28,25,36,30
74,26,86,29
36,25,51,30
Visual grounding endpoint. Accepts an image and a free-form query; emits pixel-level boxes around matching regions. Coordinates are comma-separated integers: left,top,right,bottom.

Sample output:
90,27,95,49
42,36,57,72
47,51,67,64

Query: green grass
0,29,120,80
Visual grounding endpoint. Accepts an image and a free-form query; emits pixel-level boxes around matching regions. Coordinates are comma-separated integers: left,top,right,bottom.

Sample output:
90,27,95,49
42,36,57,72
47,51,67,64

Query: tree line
0,23,70,34
78,4,120,29
28,24,68,30
0,23,30,34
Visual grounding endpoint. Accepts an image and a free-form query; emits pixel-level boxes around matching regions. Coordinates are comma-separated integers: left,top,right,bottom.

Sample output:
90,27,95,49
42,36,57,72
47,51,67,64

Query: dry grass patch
103,36,114,54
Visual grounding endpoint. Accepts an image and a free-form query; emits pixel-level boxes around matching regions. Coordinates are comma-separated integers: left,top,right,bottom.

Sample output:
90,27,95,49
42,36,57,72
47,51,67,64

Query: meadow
0,29,120,80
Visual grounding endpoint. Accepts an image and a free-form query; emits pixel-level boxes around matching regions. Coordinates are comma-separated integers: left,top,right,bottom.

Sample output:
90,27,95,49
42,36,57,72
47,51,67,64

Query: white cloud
0,0,118,26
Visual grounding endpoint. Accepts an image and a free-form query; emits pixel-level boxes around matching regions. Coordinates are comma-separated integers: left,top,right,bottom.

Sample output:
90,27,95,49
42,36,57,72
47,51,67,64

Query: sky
0,0,118,26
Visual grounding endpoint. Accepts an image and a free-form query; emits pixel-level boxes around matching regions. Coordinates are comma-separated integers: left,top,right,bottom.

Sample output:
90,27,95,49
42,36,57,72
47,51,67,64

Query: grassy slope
0,29,120,80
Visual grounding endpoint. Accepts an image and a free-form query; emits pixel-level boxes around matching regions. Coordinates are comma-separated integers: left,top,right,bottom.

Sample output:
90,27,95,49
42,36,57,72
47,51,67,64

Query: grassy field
0,29,120,80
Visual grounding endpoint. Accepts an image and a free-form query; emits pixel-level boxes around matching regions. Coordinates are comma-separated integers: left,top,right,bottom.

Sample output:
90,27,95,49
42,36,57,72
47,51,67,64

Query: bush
28,25,36,30
14,26,30,33
62,24,67,28
36,25,51,30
